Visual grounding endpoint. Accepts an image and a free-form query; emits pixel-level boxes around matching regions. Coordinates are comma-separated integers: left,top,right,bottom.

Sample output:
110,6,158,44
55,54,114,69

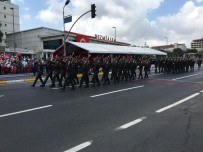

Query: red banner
76,34,90,43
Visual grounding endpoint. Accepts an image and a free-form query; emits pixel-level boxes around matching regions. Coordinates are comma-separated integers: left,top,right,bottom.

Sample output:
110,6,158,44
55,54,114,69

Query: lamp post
164,37,168,45
10,7,15,56
63,0,70,56
112,27,116,42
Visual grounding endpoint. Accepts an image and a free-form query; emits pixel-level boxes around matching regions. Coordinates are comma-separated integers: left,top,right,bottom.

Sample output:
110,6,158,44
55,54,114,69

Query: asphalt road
0,69,203,152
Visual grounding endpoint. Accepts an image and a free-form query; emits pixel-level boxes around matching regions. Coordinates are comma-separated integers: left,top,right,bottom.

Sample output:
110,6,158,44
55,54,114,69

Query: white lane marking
156,93,200,113
150,73,163,76
0,95,4,98
0,105,53,118
91,85,144,98
116,117,147,130
51,88,60,90
64,141,93,152
200,90,203,93
7,80,24,84
172,73,203,80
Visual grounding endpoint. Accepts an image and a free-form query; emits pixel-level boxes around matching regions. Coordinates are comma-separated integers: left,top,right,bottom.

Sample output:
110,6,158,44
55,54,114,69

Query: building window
4,15,6,18
43,39,63,50
5,24,7,27
4,7,6,10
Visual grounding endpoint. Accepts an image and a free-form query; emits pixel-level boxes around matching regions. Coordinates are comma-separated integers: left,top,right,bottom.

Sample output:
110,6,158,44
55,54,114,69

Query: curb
0,78,35,85
0,72,104,85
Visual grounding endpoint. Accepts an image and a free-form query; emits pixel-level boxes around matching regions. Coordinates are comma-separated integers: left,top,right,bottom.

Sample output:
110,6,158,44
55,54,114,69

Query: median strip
156,93,200,113
0,105,53,118
90,85,144,98
64,141,93,152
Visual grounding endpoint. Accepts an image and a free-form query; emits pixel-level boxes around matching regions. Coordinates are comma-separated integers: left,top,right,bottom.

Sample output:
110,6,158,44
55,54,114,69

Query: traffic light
91,4,96,18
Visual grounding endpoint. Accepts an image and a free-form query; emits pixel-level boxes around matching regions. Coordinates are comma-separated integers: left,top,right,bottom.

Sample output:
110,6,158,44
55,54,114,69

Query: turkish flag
76,34,90,43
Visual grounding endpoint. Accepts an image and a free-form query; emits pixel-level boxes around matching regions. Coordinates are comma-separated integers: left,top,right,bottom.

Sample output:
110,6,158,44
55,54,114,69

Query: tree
0,23,4,44
186,48,198,53
173,48,184,57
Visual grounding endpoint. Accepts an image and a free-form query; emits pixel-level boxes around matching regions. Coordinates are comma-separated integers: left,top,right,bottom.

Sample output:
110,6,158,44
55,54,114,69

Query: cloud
157,1,203,47
35,0,64,25
35,0,203,48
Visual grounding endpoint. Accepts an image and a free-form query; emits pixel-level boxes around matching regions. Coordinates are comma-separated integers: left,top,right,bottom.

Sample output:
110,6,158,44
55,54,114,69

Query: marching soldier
50,56,62,88
138,58,144,79
41,57,54,87
31,59,44,87
62,56,75,90
102,56,111,85
79,57,90,88
92,57,101,87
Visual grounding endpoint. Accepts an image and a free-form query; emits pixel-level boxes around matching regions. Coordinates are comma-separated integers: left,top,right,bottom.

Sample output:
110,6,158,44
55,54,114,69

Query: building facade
0,0,20,50
191,38,203,52
151,43,187,52
6,27,130,59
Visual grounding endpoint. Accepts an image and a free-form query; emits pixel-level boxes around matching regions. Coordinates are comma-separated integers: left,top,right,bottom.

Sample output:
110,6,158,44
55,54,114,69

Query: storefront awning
68,41,167,55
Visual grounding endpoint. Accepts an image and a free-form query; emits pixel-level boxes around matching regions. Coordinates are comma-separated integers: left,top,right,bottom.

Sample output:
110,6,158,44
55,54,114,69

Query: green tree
186,48,198,53
173,48,184,57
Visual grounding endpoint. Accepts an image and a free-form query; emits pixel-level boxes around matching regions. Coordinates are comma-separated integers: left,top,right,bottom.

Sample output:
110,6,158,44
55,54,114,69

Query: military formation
154,57,196,74
31,55,201,90
31,55,151,90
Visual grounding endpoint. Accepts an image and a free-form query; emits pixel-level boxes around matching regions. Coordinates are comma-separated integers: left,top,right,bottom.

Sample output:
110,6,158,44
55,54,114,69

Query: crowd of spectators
0,54,35,75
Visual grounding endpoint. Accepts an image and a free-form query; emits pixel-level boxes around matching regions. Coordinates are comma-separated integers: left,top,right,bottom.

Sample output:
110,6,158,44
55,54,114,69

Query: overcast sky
11,0,203,48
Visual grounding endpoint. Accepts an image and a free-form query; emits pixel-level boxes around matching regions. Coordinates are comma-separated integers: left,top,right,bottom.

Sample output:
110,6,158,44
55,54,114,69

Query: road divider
156,93,200,113
90,85,144,98
172,73,203,81
0,105,53,118
64,141,93,152
116,117,147,130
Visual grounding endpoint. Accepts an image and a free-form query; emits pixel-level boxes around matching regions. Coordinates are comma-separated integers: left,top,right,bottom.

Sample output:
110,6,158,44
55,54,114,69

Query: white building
191,38,203,52
6,27,130,59
6,27,64,58
151,43,187,52
0,0,20,50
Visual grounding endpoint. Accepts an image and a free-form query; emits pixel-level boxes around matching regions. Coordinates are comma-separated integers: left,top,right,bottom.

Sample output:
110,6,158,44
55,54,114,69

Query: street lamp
10,7,15,56
112,27,116,42
63,0,70,56
164,37,168,45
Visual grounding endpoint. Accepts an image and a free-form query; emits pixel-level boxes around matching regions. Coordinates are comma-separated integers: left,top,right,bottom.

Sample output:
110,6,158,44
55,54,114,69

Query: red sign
76,34,90,43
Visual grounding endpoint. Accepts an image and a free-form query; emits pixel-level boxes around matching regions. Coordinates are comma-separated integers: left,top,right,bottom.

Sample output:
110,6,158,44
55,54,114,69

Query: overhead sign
64,15,72,23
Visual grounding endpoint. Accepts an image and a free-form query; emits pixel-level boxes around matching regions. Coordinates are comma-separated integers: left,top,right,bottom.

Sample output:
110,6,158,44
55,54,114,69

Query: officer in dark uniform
72,57,79,85
50,56,62,88
60,56,67,85
41,57,54,87
79,57,89,88
92,57,101,87
144,59,149,78
111,57,119,83
138,58,144,79
62,57,75,90
31,59,44,87
102,56,111,85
